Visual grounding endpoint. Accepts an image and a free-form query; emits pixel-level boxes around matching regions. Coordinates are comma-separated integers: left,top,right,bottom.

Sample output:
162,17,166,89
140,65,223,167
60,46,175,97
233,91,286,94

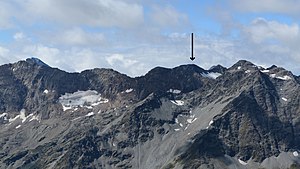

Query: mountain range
0,58,300,169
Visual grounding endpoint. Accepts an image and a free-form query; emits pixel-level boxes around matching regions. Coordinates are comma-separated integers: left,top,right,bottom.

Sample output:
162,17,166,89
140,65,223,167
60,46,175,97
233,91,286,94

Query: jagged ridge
0,58,299,169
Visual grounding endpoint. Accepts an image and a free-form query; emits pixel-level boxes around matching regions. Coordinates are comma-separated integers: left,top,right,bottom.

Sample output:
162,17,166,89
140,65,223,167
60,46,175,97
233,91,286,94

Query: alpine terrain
0,58,300,169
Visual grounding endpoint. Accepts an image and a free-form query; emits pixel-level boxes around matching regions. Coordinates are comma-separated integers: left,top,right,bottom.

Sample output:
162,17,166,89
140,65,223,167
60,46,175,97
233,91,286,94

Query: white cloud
106,54,137,67
55,27,106,46
230,0,300,15
0,46,9,57
240,18,300,67
14,32,26,41
13,0,144,29
244,18,299,44
106,54,147,76
150,5,189,28
0,1,14,29
0,46,19,65
22,44,62,67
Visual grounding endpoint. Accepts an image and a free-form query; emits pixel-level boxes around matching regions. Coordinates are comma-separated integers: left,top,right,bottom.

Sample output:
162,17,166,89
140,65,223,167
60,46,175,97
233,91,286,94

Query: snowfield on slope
59,90,109,111
201,72,222,79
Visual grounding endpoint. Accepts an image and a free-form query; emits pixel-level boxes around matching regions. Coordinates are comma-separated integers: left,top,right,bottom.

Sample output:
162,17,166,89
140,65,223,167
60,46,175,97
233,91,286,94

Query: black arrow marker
190,33,195,61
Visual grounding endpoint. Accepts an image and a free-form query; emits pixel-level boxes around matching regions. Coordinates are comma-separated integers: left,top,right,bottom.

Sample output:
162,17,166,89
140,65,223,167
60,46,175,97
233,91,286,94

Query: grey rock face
0,58,299,169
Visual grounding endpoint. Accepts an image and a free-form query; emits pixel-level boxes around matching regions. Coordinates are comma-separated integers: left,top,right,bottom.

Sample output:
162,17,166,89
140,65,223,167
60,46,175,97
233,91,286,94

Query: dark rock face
0,58,299,169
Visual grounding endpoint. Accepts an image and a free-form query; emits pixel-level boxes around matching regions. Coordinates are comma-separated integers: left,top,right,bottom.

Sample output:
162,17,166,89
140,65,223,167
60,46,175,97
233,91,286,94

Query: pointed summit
25,57,50,67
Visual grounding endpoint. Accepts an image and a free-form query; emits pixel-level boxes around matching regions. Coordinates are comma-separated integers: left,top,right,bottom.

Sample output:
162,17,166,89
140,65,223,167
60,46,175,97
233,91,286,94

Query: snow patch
175,118,179,124
29,115,39,122
191,118,197,123
209,120,214,126
168,89,181,94
174,128,180,131
261,70,269,73
269,74,292,80
85,112,95,117
270,74,276,78
15,125,21,129
282,97,288,101
171,100,184,106
202,72,222,79
187,117,197,124
9,109,28,123
125,88,133,93
276,75,292,80
184,125,189,130
59,90,109,111
237,66,241,70
43,89,49,94
20,109,26,123
293,151,299,157
238,159,247,165
245,70,251,73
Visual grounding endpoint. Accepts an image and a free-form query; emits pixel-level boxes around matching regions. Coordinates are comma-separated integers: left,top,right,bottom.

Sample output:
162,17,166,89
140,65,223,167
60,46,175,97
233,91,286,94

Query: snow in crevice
121,88,133,93
170,100,184,106
201,72,222,79
167,89,181,94
9,109,27,123
174,128,180,131
184,124,190,130
85,112,95,117
269,74,292,80
29,115,40,122
245,70,251,74
238,159,247,165
15,125,21,129
282,97,288,102
59,90,109,111
276,75,292,80
261,70,270,73
293,151,299,157
237,66,241,70
187,117,197,124
209,120,214,126
71,116,82,121
7,109,40,125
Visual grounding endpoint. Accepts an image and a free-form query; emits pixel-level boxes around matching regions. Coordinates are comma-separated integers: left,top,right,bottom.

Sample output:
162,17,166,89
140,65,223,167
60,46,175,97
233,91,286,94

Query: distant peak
209,64,227,74
230,60,257,70
25,57,50,67
235,60,255,67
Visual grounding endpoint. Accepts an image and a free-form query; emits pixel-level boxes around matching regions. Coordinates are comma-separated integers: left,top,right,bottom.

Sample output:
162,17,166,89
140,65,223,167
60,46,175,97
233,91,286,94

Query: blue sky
0,0,300,76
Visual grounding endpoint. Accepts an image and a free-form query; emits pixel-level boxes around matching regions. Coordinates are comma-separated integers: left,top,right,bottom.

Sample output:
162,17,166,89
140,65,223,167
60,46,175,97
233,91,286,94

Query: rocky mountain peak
230,59,257,70
25,57,50,67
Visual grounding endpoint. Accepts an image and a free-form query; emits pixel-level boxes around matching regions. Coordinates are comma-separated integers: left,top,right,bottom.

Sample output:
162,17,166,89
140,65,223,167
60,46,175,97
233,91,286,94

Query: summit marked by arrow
190,33,195,61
